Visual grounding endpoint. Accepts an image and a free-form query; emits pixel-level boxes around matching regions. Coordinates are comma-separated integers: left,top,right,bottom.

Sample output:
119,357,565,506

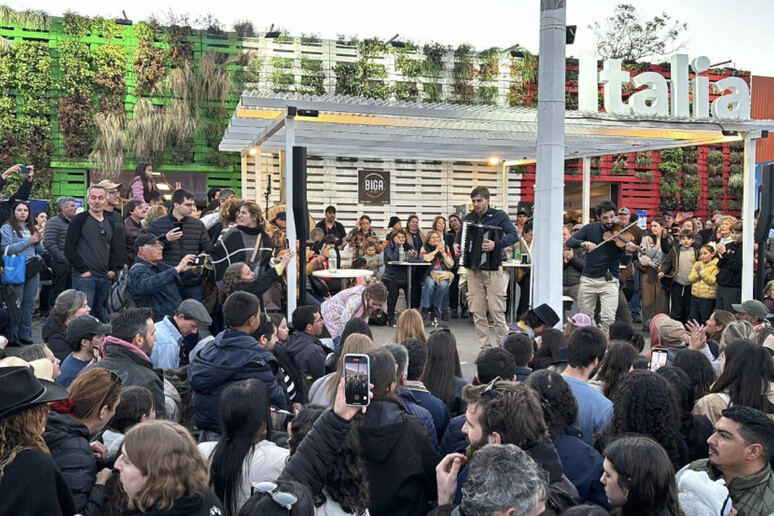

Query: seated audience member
199,380,288,516
602,436,682,516
527,370,609,508
657,366,714,463
502,331,534,381
287,305,330,382
115,420,224,515
607,320,644,352
220,254,293,304
128,233,196,322
679,406,774,516
102,385,156,456
393,308,427,343
510,303,560,339
283,405,371,516
253,316,305,411
0,365,74,515
82,307,166,419
587,341,640,399
16,343,61,381
530,327,566,371
561,327,612,444
45,368,123,516
424,329,468,417
402,337,451,440
564,312,593,342
672,348,717,401
43,289,91,362
190,291,287,436
384,342,438,446
308,334,376,407
57,315,111,388
454,379,579,509
419,230,455,321
733,299,770,328
433,444,548,516
595,370,689,469
238,480,315,516
151,299,211,369
357,349,441,516
694,339,774,425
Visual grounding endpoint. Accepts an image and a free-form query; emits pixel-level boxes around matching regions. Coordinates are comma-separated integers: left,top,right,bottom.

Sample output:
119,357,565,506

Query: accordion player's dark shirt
454,208,519,268
565,222,632,280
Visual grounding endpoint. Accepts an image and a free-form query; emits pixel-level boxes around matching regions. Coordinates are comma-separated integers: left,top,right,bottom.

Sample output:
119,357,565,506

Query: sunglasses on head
251,481,298,510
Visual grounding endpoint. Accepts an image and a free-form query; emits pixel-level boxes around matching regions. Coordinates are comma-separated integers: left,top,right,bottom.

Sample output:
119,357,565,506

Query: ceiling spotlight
249,148,258,156
488,156,501,166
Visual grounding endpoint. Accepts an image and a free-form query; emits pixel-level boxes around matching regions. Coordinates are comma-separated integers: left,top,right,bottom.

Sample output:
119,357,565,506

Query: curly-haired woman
657,366,714,462
595,370,688,469
527,370,609,508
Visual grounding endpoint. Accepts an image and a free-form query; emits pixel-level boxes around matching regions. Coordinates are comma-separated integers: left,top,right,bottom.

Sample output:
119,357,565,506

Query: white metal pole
532,0,566,321
254,147,262,203
501,162,509,211
582,157,591,224
742,135,756,300
285,115,297,318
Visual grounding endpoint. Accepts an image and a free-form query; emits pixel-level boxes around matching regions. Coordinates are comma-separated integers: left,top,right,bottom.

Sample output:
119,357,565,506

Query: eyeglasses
98,371,121,411
250,481,298,510
98,223,106,235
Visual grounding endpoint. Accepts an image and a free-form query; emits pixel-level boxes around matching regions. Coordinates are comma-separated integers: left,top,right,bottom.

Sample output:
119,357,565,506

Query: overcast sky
7,0,773,76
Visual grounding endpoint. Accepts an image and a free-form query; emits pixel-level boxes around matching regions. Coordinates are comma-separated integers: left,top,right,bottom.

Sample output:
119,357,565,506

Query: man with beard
680,406,774,516
451,379,579,508
566,200,638,333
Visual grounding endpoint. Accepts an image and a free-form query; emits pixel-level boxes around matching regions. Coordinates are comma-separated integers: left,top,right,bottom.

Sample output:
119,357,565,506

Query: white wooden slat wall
246,153,520,236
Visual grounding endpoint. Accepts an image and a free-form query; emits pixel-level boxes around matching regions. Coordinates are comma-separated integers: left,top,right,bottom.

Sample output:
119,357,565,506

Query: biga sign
578,50,750,120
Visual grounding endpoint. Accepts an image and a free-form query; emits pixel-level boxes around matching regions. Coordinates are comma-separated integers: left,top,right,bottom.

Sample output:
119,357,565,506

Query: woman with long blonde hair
393,308,427,343
116,420,223,515
209,200,275,281
142,205,167,231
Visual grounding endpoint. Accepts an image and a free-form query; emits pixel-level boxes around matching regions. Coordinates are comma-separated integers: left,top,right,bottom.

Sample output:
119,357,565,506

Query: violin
597,221,638,250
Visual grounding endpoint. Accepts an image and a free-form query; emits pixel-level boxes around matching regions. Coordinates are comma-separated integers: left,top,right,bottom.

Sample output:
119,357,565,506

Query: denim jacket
1,224,45,259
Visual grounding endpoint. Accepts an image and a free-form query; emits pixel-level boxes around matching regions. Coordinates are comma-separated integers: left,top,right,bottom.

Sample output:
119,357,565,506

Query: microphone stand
264,174,272,215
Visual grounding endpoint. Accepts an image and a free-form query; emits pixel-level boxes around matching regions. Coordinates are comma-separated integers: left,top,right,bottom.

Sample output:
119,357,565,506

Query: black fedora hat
0,366,69,420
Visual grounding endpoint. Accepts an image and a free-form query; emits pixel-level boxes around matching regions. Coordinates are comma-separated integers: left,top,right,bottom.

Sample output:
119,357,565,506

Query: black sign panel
358,170,390,205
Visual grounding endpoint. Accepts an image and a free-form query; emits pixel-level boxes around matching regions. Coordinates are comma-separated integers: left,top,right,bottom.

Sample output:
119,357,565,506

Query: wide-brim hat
532,303,560,328
0,356,54,381
0,366,68,420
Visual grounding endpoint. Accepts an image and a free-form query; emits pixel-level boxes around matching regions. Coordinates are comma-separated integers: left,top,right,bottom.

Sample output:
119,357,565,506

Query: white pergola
221,92,774,318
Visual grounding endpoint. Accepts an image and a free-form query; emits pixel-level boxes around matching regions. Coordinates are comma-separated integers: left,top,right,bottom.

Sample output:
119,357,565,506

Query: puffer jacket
44,411,104,516
147,213,212,287
189,328,287,433
688,258,720,299
44,213,70,266
681,460,774,516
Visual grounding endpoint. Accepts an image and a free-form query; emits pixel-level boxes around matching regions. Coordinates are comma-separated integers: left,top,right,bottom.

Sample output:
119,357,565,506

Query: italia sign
578,50,751,120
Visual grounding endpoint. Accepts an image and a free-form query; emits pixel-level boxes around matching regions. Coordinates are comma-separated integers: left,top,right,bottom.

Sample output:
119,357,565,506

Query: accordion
460,221,503,271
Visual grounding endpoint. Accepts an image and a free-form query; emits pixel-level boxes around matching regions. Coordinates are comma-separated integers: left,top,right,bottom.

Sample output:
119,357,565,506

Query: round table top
502,261,531,267
388,261,433,266
312,269,374,278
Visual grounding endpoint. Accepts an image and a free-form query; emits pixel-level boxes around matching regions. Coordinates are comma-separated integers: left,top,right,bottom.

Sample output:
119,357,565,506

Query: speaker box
755,164,774,243
292,146,309,239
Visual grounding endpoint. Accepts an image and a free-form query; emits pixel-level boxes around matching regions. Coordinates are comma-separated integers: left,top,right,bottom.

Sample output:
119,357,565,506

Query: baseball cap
618,207,630,215
97,179,123,190
664,211,675,217
135,233,163,250
655,317,685,346
568,313,592,327
732,300,769,321
325,205,336,213
177,299,212,326
67,315,112,342
517,209,529,216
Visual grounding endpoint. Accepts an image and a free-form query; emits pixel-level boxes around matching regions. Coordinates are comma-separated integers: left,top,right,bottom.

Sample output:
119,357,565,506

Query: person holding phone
1,200,46,345
0,164,34,228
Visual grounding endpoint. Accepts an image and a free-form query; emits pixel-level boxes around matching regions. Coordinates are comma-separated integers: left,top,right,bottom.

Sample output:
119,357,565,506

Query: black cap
273,211,286,221
67,315,112,342
517,209,529,216
387,216,401,229
325,205,336,213
0,366,69,420
135,233,162,251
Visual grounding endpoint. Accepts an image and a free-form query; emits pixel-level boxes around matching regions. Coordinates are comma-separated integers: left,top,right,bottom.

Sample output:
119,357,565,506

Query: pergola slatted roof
220,92,774,160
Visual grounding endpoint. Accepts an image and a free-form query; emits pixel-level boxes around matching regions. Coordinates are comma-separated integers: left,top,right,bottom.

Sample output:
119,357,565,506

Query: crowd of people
2,166,774,515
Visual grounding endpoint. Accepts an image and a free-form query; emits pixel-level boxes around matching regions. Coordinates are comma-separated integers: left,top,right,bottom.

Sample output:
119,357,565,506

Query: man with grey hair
45,196,76,306
433,443,548,516
384,342,438,447
65,185,125,322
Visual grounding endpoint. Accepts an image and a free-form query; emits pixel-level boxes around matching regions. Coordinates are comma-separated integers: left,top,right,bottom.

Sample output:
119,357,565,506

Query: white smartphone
650,348,668,372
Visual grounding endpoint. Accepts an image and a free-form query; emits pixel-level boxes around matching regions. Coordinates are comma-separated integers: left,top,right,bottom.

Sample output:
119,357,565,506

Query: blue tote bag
1,249,26,285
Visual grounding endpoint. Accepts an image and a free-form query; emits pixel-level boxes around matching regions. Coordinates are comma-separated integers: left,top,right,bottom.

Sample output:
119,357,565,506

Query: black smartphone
344,353,370,407
190,255,206,267
19,166,30,176
173,221,184,231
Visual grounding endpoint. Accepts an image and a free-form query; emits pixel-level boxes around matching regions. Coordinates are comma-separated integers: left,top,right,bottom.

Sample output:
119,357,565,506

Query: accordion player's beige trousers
467,268,508,348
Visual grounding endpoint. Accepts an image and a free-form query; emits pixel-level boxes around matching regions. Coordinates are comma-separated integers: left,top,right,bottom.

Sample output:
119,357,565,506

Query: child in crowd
688,244,720,324
660,229,699,323
102,386,156,456
363,240,384,280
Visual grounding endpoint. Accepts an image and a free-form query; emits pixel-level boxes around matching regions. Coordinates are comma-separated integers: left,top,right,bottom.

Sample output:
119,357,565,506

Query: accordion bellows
460,221,503,271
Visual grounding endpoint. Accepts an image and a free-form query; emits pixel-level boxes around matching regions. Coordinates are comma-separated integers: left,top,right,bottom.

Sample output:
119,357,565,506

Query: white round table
312,269,374,279
387,261,432,308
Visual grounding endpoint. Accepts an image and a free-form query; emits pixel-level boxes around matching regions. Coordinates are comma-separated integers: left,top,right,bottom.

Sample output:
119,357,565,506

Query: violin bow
594,220,639,250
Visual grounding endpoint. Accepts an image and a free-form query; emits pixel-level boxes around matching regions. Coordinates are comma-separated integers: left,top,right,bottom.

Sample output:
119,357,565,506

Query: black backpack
105,264,142,316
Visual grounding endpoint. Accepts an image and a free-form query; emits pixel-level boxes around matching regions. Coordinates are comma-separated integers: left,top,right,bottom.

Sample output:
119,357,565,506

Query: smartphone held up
344,354,370,407
650,348,668,372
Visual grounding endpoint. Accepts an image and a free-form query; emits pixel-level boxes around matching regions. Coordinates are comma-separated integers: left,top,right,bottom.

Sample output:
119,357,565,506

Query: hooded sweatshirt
189,328,287,433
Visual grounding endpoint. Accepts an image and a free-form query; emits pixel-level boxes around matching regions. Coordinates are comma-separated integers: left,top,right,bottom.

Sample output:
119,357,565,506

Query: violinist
566,200,638,333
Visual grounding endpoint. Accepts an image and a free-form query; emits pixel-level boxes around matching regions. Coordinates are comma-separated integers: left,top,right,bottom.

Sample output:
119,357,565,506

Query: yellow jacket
688,258,719,299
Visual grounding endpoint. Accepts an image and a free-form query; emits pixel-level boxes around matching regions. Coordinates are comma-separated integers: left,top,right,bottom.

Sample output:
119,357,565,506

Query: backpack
105,264,142,316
